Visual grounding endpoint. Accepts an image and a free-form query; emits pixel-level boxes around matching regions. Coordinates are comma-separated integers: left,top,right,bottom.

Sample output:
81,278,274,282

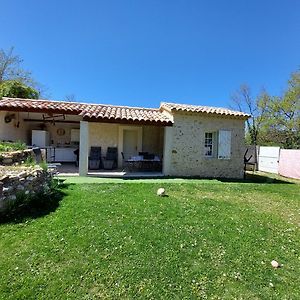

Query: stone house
0,97,249,178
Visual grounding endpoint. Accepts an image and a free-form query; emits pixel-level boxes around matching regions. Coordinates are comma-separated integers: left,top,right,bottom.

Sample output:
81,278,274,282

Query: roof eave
163,108,250,120
0,106,81,115
82,116,173,126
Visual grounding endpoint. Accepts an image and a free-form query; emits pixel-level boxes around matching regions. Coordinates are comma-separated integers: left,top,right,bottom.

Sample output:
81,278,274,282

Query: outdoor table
126,156,162,172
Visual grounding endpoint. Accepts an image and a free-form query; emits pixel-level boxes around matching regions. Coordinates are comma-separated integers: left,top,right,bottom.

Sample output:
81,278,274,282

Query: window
204,132,213,157
204,130,232,159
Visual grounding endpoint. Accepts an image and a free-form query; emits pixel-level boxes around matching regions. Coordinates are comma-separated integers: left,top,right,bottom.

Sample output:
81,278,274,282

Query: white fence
258,146,280,174
246,146,300,179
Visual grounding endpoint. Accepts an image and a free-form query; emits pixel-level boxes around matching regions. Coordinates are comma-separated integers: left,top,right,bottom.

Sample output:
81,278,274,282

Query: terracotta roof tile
0,98,249,124
160,102,250,119
0,97,173,125
79,104,172,124
0,97,88,114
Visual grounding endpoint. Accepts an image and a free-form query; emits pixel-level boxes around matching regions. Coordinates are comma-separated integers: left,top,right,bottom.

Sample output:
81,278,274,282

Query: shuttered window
218,130,231,159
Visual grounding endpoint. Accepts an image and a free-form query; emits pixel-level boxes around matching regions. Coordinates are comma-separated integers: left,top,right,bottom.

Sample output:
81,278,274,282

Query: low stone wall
0,166,51,214
0,149,45,166
0,149,33,165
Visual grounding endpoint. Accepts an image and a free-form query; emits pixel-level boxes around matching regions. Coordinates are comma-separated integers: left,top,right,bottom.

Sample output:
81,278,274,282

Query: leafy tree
0,80,39,99
0,47,35,85
232,69,300,149
0,47,41,99
64,94,77,102
262,70,300,148
231,85,271,145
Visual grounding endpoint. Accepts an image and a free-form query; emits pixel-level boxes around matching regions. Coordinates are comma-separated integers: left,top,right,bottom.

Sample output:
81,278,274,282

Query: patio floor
55,163,164,178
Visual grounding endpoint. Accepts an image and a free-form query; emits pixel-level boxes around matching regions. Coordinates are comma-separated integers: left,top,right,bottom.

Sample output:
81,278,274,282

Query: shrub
24,155,35,167
39,161,48,171
0,178,65,223
0,141,27,153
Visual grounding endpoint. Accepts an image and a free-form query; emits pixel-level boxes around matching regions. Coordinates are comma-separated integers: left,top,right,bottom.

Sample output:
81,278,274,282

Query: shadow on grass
220,172,294,184
0,181,72,224
121,172,294,184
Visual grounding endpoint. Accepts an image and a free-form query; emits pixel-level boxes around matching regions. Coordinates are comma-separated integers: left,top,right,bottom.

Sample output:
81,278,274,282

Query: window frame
204,132,214,157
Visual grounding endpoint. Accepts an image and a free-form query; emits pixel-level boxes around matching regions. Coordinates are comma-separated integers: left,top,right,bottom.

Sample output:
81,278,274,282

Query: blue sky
1,0,299,108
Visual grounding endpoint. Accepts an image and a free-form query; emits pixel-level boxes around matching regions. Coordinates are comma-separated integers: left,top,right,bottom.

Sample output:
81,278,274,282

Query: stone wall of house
0,167,51,214
163,112,246,178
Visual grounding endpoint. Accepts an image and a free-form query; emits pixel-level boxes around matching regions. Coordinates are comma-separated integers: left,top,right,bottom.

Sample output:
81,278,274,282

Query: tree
0,80,39,99
262,70,300,148
0,47,41,99
231,85,271,145
0,47,35,85
64,94,77,102
232,69,300,149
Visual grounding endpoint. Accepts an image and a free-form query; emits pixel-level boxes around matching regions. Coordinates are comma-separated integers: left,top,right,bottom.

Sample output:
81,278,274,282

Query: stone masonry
0,166,51,214
163,112,246,178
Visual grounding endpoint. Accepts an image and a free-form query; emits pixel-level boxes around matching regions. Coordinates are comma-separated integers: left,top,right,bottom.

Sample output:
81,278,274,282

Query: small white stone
17,185,25,191
157,188,165,196
271,260,280,268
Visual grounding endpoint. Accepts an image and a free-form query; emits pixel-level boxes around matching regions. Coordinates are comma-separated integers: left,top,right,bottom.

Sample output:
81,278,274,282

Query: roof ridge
1,97,87,106
160,101,250,116
161,101,241,112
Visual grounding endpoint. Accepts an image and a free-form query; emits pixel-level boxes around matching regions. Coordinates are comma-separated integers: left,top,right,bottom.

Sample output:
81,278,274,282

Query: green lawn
0,176,299,299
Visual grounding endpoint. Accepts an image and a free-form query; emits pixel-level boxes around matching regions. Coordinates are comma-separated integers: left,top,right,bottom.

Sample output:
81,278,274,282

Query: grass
0,175,299,299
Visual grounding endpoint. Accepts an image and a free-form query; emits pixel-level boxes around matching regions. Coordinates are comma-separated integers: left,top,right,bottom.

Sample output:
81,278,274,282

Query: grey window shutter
218,130,231,159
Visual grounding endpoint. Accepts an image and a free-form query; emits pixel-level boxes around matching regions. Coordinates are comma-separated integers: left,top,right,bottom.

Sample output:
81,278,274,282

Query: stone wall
163,112,246,178
0,149,45,166
0,167,51,214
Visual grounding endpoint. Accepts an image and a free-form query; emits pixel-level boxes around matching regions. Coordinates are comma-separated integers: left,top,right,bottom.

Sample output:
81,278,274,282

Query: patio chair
121,151,129,172
244,149,255,171
103,147,118,169
88,146,102,170
244,149,255,179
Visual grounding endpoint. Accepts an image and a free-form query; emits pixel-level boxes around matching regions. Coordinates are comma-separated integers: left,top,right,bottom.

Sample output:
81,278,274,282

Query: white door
123,130,138,160
258,146,280,174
